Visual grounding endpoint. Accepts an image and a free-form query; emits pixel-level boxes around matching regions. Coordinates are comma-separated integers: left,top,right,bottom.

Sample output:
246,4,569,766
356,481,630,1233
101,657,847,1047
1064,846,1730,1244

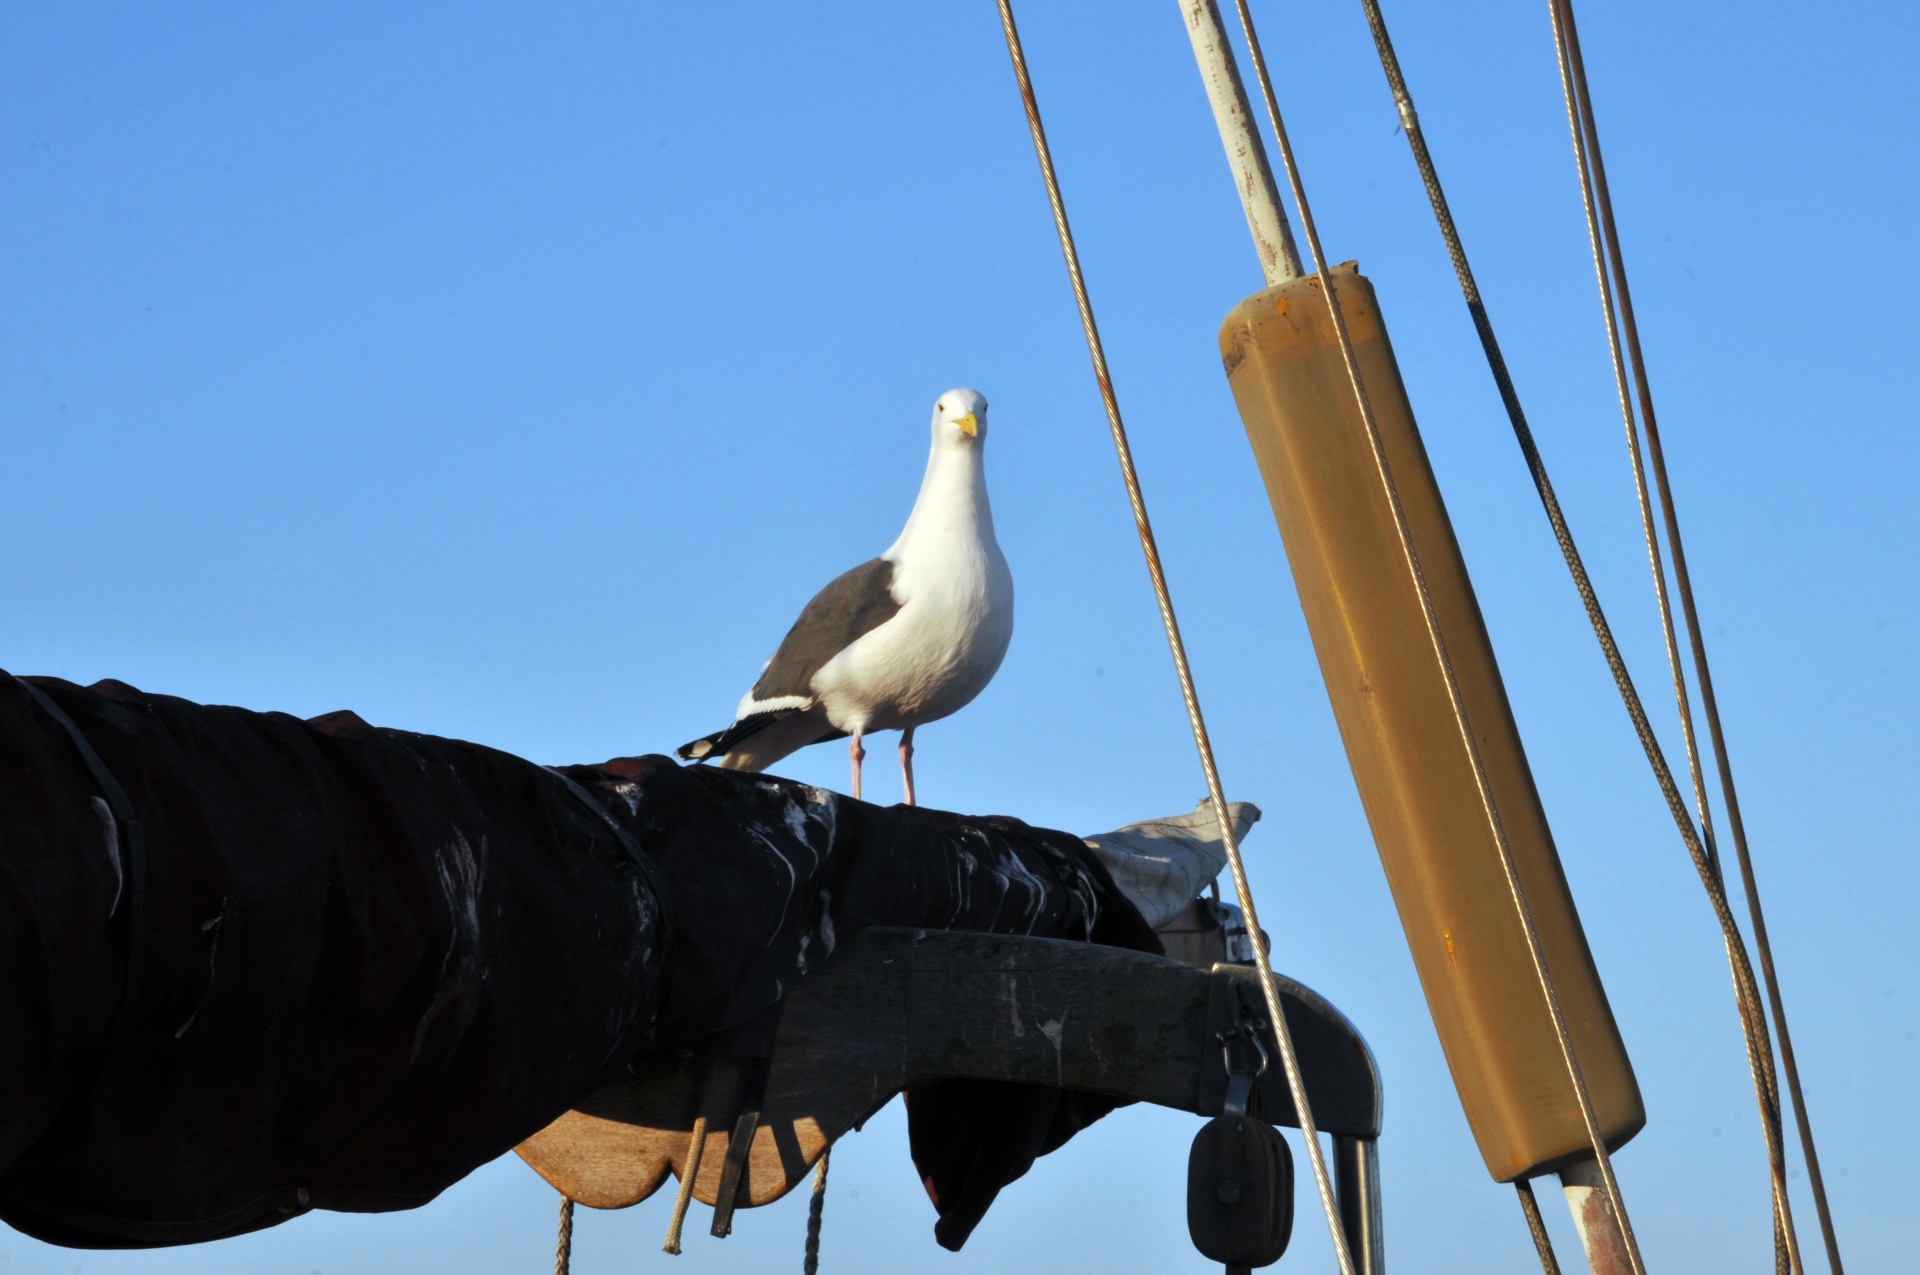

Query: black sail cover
0,673,1158,1250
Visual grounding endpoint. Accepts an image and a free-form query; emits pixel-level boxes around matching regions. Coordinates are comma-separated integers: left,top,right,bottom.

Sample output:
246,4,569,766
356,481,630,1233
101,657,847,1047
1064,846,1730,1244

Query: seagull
678,388,1012,805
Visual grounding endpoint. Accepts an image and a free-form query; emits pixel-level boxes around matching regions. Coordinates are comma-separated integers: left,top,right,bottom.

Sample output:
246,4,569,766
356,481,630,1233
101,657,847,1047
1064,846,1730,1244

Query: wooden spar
516,926,1379,1213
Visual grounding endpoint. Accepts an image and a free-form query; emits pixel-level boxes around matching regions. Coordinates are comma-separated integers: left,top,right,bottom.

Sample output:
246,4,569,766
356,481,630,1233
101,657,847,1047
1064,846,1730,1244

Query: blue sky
2,2,1914,1272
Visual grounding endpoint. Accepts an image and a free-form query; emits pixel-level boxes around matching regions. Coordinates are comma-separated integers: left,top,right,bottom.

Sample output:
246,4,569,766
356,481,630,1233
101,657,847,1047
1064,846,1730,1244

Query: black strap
544,765,673,1033
544,766,661,887
15,677,147,1036
709,1055,772,1239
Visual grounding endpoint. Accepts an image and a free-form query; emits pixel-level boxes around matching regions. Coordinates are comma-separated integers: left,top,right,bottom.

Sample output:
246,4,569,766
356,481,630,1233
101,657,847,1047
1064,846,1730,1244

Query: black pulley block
1186,1113,1294,1268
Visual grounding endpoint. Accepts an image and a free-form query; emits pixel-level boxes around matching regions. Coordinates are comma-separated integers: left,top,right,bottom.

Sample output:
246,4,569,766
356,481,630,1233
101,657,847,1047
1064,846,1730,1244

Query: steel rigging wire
1223,1,1647,1269
1544,5,1799,1271
990,4,1362,1273
995,0,1836,1267
1546,2,1842,1270
1346,0,1841,1269
1516,1178,1566,1275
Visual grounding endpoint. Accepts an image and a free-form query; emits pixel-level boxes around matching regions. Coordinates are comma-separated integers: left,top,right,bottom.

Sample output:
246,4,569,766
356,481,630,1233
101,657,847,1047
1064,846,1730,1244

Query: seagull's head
932,388,989,448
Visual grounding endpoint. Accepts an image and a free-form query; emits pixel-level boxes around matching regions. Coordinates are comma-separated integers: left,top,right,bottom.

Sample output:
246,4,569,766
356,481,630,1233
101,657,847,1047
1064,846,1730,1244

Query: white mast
1176,0,1303,286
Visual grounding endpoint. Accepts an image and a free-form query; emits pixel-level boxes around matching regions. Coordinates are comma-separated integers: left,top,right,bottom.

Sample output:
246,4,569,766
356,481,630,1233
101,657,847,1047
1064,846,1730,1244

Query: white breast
807,425,1013,735
811,539,1012,734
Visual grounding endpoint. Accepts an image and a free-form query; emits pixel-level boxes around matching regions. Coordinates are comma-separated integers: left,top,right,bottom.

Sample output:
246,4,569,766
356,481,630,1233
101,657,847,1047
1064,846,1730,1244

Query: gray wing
676,558,901,763
750,557,901,700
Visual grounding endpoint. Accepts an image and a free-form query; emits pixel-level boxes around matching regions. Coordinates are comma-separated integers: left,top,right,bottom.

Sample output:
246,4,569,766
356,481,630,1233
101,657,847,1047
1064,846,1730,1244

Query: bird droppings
90,796,122,916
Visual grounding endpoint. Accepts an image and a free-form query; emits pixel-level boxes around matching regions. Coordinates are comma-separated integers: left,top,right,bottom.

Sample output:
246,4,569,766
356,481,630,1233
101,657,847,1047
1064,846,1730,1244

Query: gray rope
991,4,1356,1272
1225,2,1645,1269
802,1149,830,1274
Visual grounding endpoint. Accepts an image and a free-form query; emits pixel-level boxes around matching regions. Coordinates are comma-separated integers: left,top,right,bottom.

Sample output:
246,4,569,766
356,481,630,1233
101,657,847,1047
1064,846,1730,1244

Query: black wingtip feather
676,709,802,764
675,732,724,763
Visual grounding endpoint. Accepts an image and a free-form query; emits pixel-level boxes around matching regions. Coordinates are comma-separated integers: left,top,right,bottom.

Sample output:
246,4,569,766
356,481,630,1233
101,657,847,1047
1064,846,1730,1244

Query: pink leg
899,727,916,807
849,730,865,801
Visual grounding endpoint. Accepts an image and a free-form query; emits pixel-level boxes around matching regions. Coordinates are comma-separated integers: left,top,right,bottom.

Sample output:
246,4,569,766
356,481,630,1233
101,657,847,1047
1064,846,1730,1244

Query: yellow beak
954,412,979,438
